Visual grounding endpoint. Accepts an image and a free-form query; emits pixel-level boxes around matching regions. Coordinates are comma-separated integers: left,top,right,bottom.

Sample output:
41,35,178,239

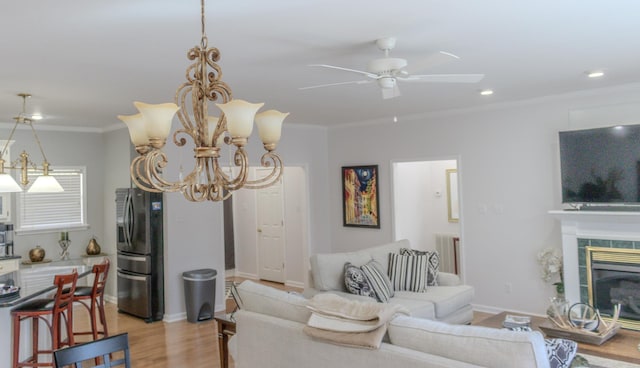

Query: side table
215,314,237,368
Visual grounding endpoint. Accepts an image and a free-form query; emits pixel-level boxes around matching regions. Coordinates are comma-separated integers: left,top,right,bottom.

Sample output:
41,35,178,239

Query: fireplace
587,246,640,330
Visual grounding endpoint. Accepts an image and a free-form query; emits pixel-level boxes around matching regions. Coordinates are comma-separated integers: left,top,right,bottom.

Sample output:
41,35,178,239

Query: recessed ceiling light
479,89,493,96
587,71,604,78
393,116,398,123
31,114,43,120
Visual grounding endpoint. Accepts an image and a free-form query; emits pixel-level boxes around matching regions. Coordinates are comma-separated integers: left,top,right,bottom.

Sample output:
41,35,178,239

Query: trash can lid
182,268,217,280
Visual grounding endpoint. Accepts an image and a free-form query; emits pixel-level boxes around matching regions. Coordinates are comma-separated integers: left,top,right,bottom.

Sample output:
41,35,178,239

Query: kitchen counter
0,268,92,368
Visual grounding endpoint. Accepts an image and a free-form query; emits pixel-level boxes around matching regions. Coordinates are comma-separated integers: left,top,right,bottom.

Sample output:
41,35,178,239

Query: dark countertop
0,269,91,308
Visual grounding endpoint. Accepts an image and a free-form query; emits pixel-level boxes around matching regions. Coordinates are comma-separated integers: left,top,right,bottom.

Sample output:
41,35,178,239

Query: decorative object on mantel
118,0,289,202
59,231,71,260
537,247,564,298
86,236,101,255
28,245,45,262
541,303,621,345
0,93,64,193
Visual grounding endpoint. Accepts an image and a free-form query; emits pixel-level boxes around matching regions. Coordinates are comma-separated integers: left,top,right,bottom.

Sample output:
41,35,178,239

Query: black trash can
182,268,217,323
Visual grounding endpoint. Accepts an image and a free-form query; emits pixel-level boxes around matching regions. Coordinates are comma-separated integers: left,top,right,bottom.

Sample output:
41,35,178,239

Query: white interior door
256,170,285,283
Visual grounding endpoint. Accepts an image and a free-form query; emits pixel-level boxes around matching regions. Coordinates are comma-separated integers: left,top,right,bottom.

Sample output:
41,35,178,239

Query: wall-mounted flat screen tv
559,124,640,204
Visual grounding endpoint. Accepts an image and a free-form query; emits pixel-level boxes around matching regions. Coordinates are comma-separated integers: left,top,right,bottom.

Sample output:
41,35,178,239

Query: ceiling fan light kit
119,0,289,202
301,36,485,100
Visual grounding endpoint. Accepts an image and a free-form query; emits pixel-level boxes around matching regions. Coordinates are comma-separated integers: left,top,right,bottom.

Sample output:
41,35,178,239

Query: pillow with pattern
361,260,394,302
388,252,429,292
400,248,440,286
344,262,376,299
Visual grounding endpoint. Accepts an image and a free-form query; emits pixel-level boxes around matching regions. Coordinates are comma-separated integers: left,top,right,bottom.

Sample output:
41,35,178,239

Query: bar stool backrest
54,270,79,316
91,259,110,299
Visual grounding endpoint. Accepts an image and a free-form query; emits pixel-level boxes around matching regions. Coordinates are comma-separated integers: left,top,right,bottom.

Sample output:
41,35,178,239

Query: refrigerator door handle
124,192,133,248
118,272,148,282
118,254,147,262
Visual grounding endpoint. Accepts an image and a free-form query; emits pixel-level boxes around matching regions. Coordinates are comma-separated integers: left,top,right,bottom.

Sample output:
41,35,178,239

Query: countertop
0,256,21,261
0,269,91,308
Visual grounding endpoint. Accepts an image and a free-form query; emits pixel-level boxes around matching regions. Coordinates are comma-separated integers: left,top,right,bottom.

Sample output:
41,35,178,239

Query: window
16,167,88,233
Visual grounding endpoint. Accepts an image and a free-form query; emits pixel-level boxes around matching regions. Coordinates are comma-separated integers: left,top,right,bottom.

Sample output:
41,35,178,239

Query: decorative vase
86,237,101,255
29,246,45,262
547,295,569,319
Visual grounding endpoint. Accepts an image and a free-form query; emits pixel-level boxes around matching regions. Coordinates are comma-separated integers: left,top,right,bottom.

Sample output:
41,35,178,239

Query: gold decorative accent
0,93,63,192
120,0,287,202
586,246,640,330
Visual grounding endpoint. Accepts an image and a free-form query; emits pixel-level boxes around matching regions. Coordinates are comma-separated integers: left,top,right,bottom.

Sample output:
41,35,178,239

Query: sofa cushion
310,239,409,292
394,285,474,319
236,280,311,324
389,316,550,368
400,248,440,286
361,260,394,302
344,262,377,299
388,252,429,292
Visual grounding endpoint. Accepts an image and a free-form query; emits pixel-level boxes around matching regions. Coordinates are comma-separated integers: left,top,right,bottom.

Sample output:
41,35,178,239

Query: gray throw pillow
361,260,394,302
344,262,376,299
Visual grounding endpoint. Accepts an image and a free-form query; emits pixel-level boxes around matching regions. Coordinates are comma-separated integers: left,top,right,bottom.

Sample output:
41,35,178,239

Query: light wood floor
71,278,296,367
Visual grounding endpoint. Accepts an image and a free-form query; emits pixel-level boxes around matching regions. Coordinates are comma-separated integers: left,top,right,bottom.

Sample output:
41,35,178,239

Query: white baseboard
285,280,304,289
472,303,546,318
235,271,258,280
163,312,186,323
104,294,117,305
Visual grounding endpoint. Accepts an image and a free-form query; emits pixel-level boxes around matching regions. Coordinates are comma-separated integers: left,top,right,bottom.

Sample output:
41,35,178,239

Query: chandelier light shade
29,174,64,193
0,173,22,192
0,93,64,193
120,0,288,202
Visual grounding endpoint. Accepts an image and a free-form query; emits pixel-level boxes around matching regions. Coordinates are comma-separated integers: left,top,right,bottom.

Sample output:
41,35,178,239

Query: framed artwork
342,165,380,228
446,169,459,223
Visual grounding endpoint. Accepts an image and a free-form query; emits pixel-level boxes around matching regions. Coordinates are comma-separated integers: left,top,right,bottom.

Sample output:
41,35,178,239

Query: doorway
392,159,462,275
229,166,309,288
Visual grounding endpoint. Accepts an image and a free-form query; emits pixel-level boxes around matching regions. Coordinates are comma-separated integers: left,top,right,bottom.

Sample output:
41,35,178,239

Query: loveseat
305,239,474,324
229,280,554,368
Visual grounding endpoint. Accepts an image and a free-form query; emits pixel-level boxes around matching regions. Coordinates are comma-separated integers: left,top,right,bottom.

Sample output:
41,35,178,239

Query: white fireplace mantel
548,210,640,303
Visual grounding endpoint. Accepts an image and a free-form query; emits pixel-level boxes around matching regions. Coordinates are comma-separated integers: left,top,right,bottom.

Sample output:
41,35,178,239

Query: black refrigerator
116,187,164,322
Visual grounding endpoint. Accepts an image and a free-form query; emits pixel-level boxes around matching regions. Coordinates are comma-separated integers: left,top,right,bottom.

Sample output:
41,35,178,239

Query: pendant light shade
28,174,64,193
0,174,22,192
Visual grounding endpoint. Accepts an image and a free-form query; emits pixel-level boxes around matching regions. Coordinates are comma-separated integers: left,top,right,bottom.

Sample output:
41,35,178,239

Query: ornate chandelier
119,0,288,202
0,93,64,193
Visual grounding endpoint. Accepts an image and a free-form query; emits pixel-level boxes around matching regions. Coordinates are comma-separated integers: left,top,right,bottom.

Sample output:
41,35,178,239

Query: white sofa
305,239,475,324
230,280,553,368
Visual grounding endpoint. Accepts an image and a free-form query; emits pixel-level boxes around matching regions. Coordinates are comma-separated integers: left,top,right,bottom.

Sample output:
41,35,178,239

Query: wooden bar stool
12,270,78,368
71,259,110,342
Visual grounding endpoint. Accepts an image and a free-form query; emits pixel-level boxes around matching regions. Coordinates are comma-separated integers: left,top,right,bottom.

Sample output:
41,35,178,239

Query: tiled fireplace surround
550,210,640,305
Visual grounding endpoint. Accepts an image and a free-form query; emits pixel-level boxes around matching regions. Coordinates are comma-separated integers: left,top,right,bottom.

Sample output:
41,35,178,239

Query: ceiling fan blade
407,51,460,73
399,74,485,83
381,84,401,100
308,64,379,79
299,80,372,90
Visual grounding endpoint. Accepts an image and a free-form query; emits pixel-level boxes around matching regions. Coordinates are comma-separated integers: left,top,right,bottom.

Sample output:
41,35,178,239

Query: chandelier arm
28,122,50,164
0,121,20,160
242,152,284,189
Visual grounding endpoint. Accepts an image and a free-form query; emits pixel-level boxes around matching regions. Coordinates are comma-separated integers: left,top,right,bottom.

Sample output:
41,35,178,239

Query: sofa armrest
437,272,461,286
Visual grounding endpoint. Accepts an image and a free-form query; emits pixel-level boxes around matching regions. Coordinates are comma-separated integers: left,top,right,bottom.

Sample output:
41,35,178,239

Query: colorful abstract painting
342,165,380,228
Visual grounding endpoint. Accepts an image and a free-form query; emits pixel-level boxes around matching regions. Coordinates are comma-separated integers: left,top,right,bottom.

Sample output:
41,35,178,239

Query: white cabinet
0,258,18,277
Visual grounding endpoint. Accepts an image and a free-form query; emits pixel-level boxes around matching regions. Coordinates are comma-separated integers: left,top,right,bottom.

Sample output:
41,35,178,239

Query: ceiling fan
300,37,484,99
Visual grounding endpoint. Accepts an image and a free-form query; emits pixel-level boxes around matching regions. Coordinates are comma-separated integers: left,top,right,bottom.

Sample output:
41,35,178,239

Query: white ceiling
2,0,640,131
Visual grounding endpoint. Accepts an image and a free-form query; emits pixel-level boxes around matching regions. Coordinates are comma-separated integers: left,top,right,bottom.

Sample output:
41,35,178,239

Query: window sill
15,224,91,236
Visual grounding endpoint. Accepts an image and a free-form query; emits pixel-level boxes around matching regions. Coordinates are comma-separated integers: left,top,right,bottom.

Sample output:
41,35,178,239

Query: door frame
390,156,466,282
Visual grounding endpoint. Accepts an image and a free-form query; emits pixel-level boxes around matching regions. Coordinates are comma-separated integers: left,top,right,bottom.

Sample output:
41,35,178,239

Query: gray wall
327,82,640,316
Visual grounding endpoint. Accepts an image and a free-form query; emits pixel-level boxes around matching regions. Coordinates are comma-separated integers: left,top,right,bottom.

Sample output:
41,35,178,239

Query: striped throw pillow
361,260,394,303
400,248,440,286
388,253,428,292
